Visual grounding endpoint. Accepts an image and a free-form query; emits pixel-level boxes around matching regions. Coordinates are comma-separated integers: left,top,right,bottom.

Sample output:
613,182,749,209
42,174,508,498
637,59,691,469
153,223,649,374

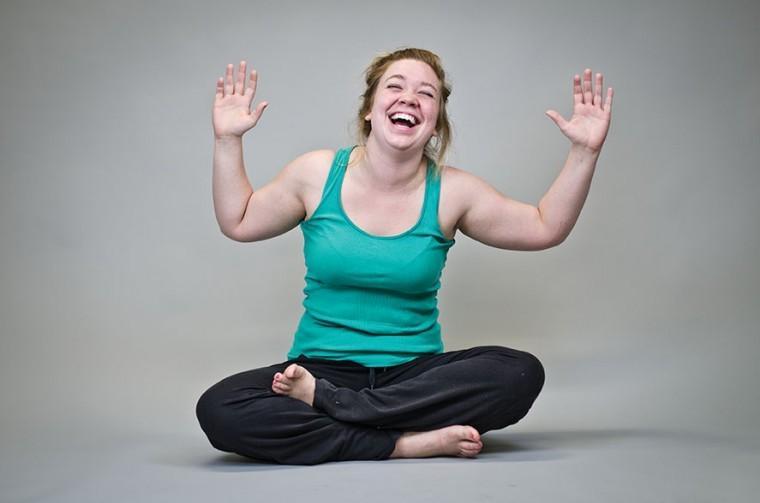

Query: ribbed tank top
286,145,456,367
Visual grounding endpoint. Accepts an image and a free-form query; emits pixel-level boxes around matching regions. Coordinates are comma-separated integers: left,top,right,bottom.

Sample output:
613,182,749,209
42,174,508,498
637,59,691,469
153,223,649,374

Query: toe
461,443,482,457
273,381,290,392
285,364,299,379
292,364,306,378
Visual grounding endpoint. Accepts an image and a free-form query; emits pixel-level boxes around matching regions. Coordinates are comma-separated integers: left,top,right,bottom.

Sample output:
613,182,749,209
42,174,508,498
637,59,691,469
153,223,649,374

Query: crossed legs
272,363,484,458
197,345,545,465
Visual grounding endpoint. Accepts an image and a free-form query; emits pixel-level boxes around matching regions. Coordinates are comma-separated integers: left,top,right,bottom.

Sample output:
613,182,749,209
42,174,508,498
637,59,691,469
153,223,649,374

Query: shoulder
287,149,335,173
279,149,338,209
433,164,474,232
438,164,489,211
438,163,515,233
281,149,335,191
439,164,491,190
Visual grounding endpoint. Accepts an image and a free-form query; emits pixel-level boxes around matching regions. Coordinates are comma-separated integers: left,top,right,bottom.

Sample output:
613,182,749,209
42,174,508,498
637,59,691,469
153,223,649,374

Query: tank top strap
318,146,352,210
418,157,444,236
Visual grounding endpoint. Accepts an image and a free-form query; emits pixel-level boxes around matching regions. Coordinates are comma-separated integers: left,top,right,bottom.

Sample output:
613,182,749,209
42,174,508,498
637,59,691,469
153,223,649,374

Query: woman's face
366,59,441,153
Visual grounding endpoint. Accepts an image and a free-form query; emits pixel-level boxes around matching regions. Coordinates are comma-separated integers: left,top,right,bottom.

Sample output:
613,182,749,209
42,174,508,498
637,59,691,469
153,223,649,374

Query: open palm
213,60,268,139
546,69,613,153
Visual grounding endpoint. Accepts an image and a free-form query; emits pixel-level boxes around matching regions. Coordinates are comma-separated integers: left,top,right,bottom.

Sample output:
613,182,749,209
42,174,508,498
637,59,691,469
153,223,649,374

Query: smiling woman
355,48,453,173
197,46,613,465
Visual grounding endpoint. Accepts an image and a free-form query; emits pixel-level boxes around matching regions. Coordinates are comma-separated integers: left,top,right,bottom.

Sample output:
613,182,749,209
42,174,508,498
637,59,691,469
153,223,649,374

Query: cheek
426,104,441,125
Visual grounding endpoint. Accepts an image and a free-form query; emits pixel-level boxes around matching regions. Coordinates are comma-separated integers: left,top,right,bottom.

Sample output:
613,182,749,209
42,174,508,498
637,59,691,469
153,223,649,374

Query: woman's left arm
455,69,613,250
540,68,614,244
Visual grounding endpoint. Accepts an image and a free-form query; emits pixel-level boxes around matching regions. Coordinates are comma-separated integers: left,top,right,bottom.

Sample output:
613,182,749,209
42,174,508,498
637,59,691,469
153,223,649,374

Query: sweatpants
196,345,545,465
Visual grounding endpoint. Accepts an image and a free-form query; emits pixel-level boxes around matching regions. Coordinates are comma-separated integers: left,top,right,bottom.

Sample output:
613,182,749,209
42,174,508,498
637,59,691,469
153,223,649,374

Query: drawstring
368,367,388,390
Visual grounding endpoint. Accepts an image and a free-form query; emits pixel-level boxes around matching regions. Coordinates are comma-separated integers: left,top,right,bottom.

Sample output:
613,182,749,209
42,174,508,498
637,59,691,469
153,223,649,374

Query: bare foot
271,363,316,407
389,425,483,459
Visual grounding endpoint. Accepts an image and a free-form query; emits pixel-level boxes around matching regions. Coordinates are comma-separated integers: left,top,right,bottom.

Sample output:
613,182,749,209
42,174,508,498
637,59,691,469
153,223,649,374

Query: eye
421,91,434,98
387,84,401,89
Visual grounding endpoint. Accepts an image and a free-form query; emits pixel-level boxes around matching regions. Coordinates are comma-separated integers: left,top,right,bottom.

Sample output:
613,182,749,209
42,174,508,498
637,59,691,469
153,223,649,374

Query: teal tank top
286,145,456,367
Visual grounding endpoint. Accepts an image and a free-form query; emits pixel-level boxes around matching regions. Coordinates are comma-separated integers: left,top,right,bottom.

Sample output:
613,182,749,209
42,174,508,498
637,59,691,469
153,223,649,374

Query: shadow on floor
168,427,710,471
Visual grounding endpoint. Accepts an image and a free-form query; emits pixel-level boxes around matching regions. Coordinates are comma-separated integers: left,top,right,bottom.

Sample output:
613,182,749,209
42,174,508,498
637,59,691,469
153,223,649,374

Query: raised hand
545,69,613,153
213,60,268,140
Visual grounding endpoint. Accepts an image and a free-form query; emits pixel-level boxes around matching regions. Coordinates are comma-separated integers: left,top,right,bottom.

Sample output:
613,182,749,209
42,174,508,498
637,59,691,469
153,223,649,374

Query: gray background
1,0,758,501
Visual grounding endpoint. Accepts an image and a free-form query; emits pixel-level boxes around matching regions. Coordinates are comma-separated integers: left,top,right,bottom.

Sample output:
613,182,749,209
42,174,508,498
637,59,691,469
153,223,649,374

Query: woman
197,48,613,465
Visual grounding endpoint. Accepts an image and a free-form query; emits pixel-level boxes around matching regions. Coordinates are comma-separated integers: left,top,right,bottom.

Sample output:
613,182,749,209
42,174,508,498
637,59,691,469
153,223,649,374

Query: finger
593,73,603,107
572,74,582,107
245,69,258,99
235,60,247,95
215,76,224,100
224,63,234,96
583,68,592,104
604,87,614,113
251,101,269,127
545,109,567,130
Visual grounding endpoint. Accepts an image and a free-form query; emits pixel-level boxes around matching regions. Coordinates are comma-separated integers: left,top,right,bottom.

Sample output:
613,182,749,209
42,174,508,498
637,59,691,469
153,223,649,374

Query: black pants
196,345,545,465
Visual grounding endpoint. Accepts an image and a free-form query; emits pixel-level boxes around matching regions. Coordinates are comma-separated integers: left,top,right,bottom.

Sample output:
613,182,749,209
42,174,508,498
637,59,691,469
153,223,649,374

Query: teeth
390,112,417,125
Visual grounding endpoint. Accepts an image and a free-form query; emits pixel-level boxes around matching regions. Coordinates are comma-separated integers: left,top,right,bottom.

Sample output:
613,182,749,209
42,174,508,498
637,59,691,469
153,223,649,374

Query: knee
196,385,239,453
507,349,545,424
491,347,545,427
514,349,545,399
487,346,546,400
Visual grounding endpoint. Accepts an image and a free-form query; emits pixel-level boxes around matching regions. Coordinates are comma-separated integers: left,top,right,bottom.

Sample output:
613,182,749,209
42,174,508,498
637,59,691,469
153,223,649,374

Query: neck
351,137,426,193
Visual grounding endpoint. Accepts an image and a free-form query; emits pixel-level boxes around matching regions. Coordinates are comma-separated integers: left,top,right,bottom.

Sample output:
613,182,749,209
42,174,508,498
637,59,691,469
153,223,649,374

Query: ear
364,114,371,121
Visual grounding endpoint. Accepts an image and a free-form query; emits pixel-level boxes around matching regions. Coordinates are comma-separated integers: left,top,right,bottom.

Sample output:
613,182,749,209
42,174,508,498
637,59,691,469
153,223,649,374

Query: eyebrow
384,74,438,92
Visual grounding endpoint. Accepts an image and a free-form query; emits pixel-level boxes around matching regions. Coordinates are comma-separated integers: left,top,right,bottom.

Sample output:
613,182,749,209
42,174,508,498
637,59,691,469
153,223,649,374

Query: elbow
220,228,240,242
535,210,565,250
526,236,563,251
544,234,567,249
537,226,568,250
219,223,245,242
219,222,267,243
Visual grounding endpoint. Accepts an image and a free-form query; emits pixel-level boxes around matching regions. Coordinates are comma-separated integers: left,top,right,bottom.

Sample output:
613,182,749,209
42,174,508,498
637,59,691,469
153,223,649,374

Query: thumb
251,101,268,127
545,109,567,129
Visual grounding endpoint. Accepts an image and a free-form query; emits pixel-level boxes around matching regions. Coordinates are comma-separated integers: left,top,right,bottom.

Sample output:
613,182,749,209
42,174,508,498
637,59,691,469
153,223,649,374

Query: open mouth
390,117,416,128
388,112,419,130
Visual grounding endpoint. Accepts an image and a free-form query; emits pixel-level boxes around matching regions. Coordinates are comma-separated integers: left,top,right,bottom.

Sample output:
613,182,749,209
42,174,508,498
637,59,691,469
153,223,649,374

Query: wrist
214,134,243,145
570,143,601,157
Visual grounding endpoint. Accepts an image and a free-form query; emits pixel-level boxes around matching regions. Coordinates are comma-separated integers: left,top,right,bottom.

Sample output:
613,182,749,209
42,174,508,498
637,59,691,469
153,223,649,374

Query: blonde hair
353,47,453,176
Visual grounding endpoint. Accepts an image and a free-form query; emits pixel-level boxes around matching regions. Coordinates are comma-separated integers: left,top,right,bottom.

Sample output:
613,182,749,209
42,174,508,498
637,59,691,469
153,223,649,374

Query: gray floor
3,426,758,502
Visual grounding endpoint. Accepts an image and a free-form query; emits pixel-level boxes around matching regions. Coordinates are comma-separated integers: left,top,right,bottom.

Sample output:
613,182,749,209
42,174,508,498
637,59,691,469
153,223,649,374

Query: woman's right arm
212,61,307,242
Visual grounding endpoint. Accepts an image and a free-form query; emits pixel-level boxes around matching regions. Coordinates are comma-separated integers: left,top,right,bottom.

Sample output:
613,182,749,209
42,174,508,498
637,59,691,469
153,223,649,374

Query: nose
399,90,419,106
